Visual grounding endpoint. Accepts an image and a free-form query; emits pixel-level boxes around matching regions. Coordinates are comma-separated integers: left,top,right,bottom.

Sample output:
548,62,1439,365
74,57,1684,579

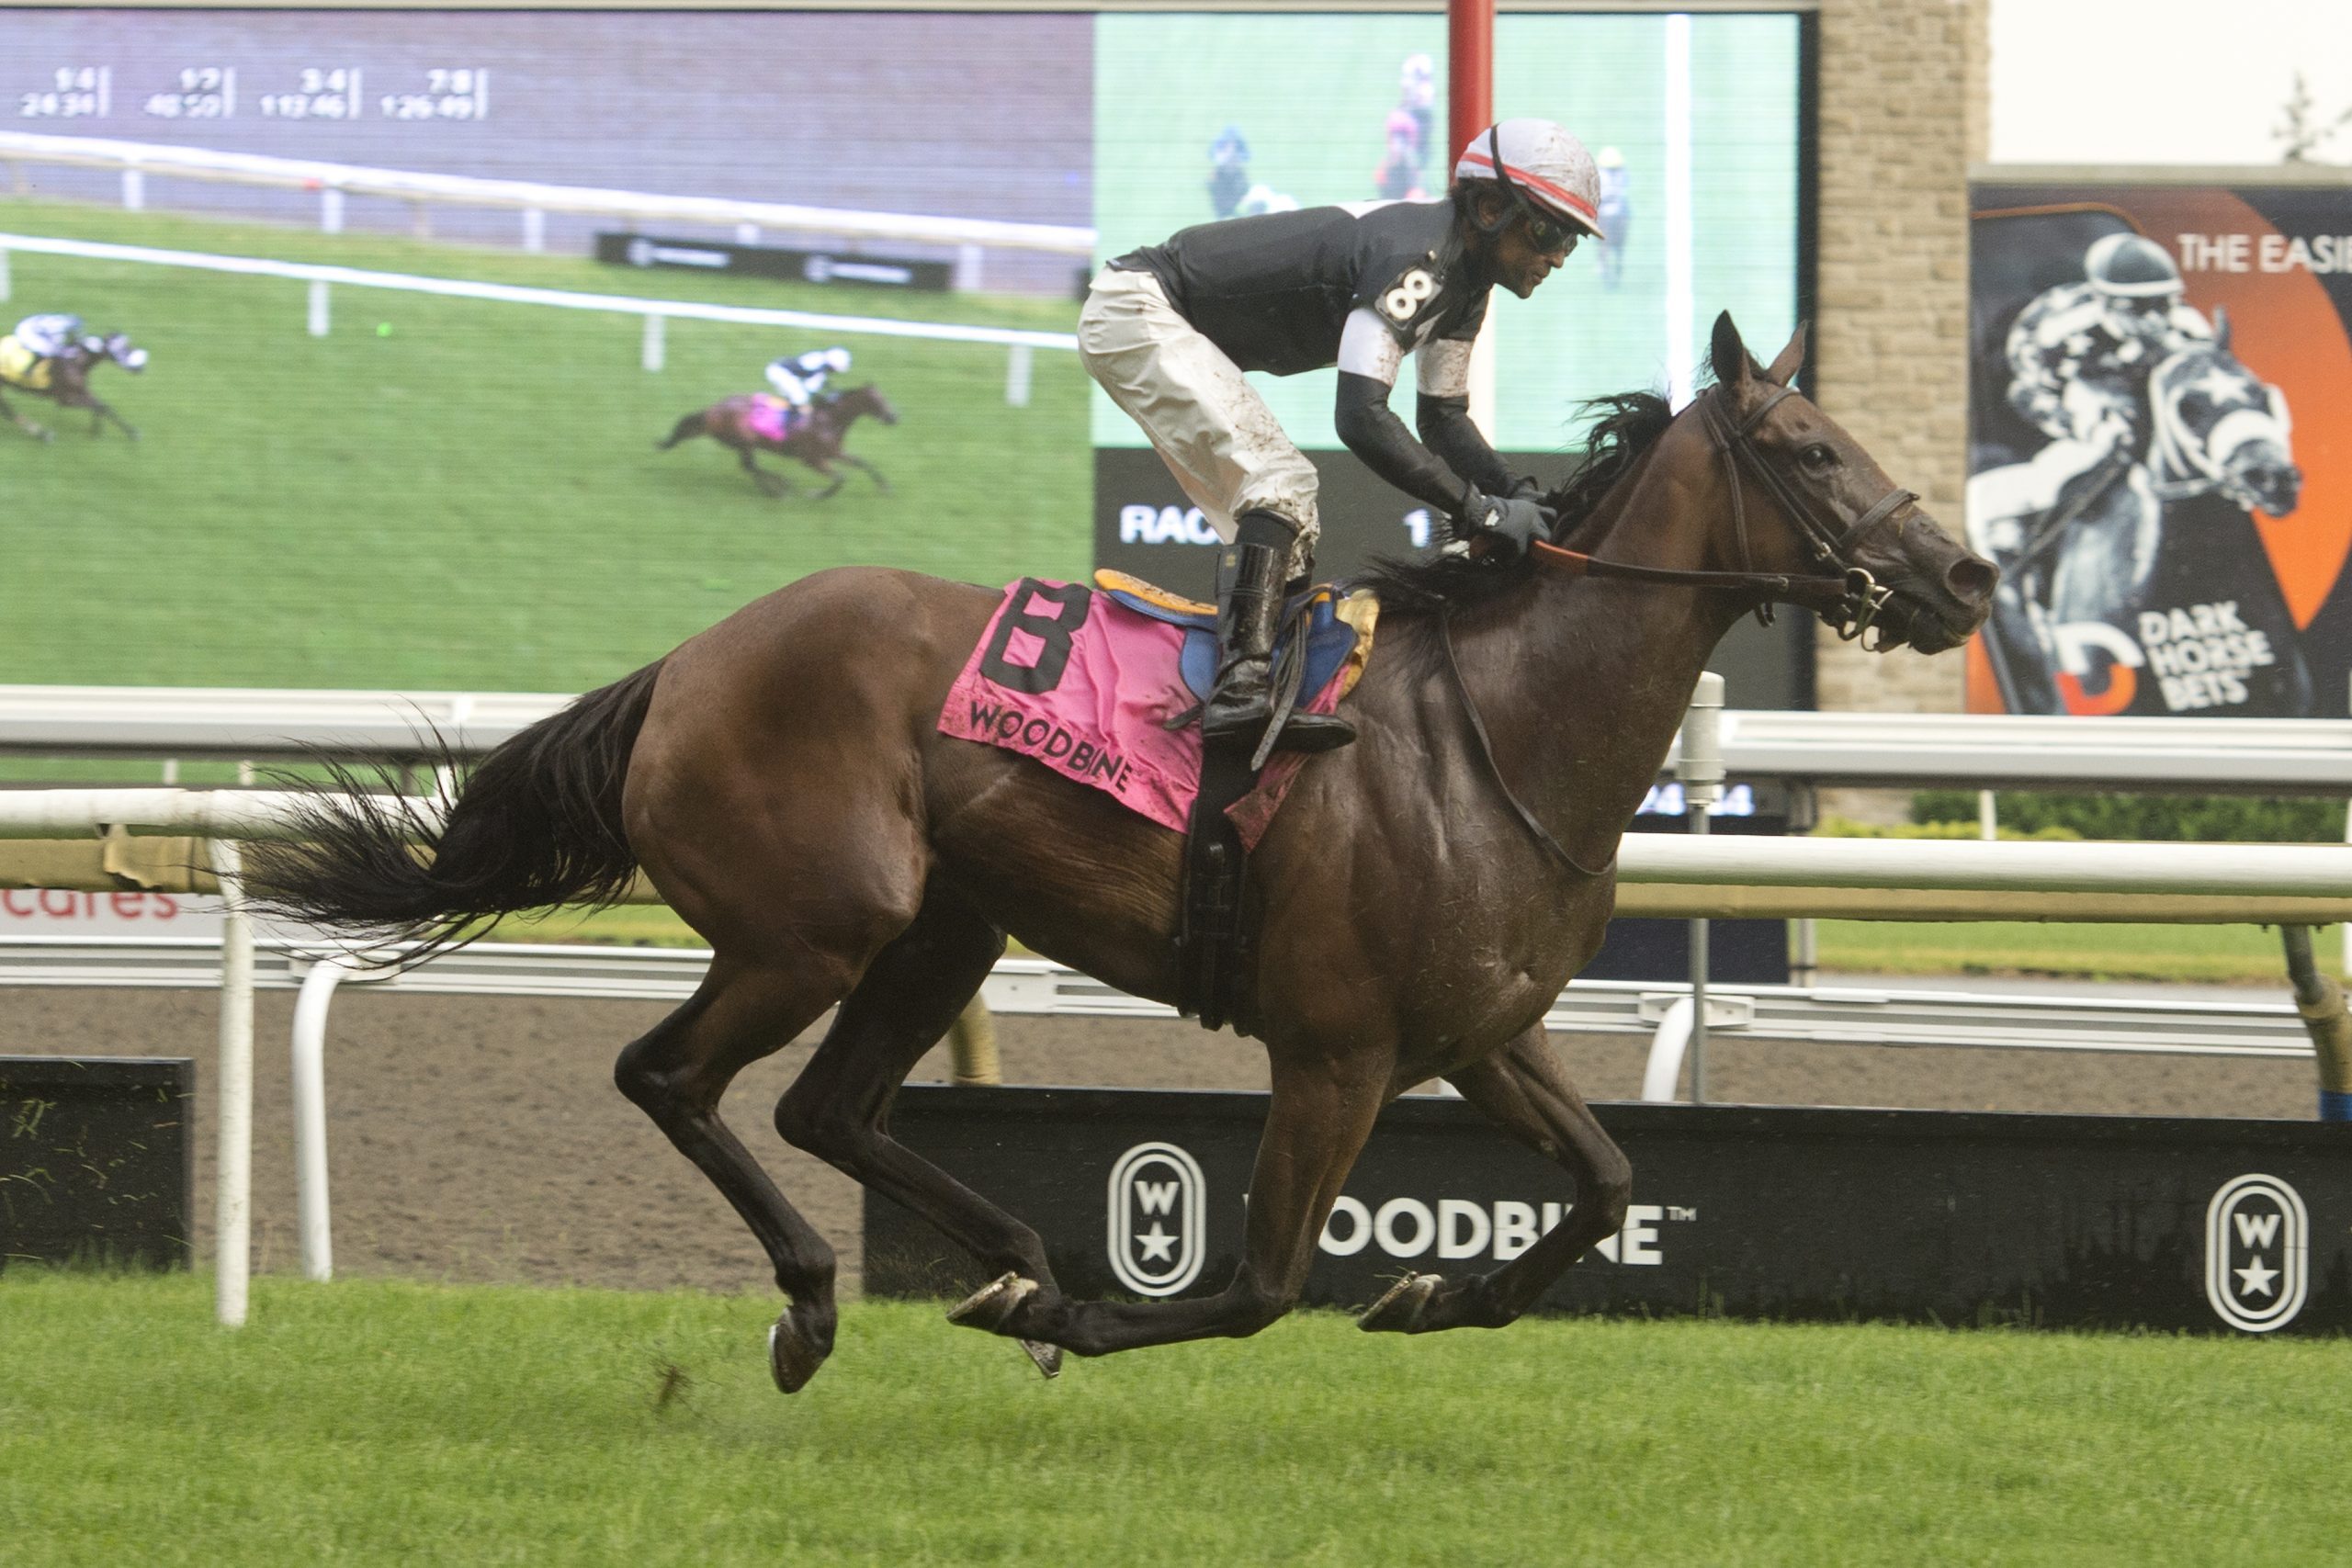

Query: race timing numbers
13,62,491,124
17,66,109,119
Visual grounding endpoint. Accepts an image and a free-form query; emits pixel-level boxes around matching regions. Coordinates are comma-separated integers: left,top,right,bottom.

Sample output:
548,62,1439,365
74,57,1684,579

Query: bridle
1436,378,1919,881
1527,381,1917,649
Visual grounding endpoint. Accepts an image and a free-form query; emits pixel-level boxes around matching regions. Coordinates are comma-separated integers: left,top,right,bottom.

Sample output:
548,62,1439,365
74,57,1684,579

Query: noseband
1531,382,1917,647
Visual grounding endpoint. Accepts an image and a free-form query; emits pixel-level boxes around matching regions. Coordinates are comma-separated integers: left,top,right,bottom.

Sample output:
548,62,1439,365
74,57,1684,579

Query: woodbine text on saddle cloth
938,575,1375,847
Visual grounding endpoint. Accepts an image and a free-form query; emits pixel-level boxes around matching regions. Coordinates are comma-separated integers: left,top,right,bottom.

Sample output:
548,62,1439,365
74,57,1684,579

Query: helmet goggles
1487,126,1580,257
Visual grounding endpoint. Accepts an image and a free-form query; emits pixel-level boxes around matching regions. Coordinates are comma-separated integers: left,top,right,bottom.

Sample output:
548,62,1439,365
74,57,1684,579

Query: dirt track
2,984,2317,1294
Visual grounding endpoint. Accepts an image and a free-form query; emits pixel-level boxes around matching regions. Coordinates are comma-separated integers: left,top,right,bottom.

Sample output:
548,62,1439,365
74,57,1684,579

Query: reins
1439,378,1919,881
1527,383,1916,644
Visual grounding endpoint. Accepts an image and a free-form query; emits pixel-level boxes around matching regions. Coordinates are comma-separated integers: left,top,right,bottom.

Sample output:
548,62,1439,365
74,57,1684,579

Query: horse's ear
2211,304,2232,351
1765,321,1809,388
1709,311,1750,388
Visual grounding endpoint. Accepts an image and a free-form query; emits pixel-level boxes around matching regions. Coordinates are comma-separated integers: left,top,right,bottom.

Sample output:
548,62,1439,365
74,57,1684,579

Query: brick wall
1810,0,1988,720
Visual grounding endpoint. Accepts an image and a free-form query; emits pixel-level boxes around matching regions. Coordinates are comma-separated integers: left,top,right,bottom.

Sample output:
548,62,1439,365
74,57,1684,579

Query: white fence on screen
0,231,1075,406
0,130,1099,288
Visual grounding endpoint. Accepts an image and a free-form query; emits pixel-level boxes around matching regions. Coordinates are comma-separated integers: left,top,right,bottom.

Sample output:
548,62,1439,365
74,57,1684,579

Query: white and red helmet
1453,118,1606,242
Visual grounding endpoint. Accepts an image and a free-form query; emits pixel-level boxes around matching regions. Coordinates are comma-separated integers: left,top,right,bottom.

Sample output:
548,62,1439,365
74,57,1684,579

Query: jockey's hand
1456,487,1556,558
2085,410,2136,457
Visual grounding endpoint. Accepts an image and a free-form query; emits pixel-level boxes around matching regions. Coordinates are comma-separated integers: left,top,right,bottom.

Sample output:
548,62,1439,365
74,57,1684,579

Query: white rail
6,685,2346,793
0,130,1097,261
0,232,1071,407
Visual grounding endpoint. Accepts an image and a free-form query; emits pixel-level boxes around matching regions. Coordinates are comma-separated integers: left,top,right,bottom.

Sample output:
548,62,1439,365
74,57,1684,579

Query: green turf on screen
1,199,1089,691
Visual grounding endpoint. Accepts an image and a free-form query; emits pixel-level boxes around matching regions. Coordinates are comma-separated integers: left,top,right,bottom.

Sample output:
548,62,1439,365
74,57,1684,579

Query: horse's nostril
1947,556,1999,604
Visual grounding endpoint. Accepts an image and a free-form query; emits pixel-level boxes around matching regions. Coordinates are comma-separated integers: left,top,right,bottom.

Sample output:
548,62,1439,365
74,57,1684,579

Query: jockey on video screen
1080,118,1606,755
765,345,852,409
1999,232,2212,529
11,311,85,363
1208,125,1252,220
1374,53,1437,200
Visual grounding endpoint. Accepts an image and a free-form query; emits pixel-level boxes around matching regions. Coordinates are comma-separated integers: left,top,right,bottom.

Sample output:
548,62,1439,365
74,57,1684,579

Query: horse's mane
1355,389,1679,614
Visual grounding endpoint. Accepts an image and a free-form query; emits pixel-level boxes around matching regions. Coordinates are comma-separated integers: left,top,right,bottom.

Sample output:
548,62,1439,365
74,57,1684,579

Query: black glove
1454,486,1556,558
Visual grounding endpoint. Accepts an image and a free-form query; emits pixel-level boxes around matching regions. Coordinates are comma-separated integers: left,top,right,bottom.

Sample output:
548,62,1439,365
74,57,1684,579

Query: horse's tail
657,410,707,450
242,661,664,964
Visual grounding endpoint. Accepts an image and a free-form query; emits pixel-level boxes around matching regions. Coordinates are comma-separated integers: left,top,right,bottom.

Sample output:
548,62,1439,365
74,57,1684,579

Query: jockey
1081,118,1604,754
1374,54,1437,201
11,311,85,363
1984,233,2212,548
764,346,851,410
2008,236,2211,468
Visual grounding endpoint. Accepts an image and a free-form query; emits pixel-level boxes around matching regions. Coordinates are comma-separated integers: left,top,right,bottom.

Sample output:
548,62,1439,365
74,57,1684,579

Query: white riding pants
1078,266,1318,578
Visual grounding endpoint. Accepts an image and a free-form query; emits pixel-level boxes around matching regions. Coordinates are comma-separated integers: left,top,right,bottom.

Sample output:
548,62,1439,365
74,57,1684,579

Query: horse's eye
1801,444,1837,471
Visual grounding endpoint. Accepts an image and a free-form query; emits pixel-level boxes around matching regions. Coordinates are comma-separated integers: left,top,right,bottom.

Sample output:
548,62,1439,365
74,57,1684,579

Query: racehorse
244,315,1994,1392
0,329,148,442
656,383,899,498
1966,310,2299,712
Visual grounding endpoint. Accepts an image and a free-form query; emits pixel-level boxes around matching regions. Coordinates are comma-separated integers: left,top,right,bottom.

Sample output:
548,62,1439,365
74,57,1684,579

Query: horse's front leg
86,396,136,442
961,1047,1391,1358
836,452,890,493
1358,1024,1630,1334
800,457,846,500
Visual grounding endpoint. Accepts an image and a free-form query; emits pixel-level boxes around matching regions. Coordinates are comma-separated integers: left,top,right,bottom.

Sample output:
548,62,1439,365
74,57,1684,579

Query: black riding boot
1202,511,1356,754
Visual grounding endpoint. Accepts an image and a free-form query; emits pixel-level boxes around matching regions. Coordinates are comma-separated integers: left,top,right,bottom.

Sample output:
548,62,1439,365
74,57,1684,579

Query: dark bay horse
248,314,1995,1392
656,383,899,498
0,329,147,442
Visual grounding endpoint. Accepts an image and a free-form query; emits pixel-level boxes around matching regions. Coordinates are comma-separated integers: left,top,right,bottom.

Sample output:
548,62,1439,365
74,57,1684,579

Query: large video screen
2,8,1808,697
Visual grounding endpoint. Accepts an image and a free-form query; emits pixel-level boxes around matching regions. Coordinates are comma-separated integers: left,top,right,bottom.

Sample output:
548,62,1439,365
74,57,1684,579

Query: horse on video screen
1968,310,2301,713
657,383,899,498
244,314,1994,1393
0,329,148,442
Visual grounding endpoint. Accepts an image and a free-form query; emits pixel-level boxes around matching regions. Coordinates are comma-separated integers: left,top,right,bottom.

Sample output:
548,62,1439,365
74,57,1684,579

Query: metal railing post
1678,672,1724,1104
290,954,360,1280
210,840,253,1326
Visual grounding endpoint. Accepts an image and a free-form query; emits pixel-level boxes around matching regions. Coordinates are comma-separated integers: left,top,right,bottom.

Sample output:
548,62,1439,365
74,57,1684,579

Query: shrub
1908,790,2346,843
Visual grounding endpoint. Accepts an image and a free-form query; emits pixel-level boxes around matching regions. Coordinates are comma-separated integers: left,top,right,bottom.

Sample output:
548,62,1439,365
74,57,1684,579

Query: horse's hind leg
613,956,850,1391
774,886,1072,1370
1359,1024,1630,1334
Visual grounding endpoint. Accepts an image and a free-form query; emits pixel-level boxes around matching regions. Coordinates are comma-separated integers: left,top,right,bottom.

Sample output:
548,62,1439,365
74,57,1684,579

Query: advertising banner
868,1086,2352,1336
1968,179,2352,716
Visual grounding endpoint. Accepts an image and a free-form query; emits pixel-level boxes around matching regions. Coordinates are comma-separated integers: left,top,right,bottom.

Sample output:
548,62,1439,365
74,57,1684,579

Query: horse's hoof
1358,1272,1442,1334
767,1313,828,1394
946,1269,1038,1332
1018,1338,1064,1379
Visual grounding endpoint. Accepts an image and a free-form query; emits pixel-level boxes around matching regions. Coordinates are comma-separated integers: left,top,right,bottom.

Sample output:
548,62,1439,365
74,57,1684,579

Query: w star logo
2204,1174,2309,1333
1106,1141,1205,1297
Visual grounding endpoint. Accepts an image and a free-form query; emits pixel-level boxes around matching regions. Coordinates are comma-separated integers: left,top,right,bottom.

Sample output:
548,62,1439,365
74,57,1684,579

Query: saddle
0,337,54,392
1094,570,1359,1034
746,394,810,444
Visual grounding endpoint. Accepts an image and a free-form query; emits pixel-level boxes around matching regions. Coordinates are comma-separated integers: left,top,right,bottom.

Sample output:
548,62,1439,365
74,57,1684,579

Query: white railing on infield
0,130,1097,287
0,231,1073,406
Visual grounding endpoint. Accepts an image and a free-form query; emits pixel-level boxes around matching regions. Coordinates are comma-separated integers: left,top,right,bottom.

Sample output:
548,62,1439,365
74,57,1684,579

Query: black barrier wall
0,1056,195,1271
867,1088,2350,1336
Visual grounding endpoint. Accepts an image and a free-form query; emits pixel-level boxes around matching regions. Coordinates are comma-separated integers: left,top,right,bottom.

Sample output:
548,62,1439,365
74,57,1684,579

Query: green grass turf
1812,919,2342,986
0,197,1089,691
3,1270,2346,1566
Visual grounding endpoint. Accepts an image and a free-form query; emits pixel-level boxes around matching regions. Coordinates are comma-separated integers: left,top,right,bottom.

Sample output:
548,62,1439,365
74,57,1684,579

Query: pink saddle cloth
937,576,1374,848
745,394,805,444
